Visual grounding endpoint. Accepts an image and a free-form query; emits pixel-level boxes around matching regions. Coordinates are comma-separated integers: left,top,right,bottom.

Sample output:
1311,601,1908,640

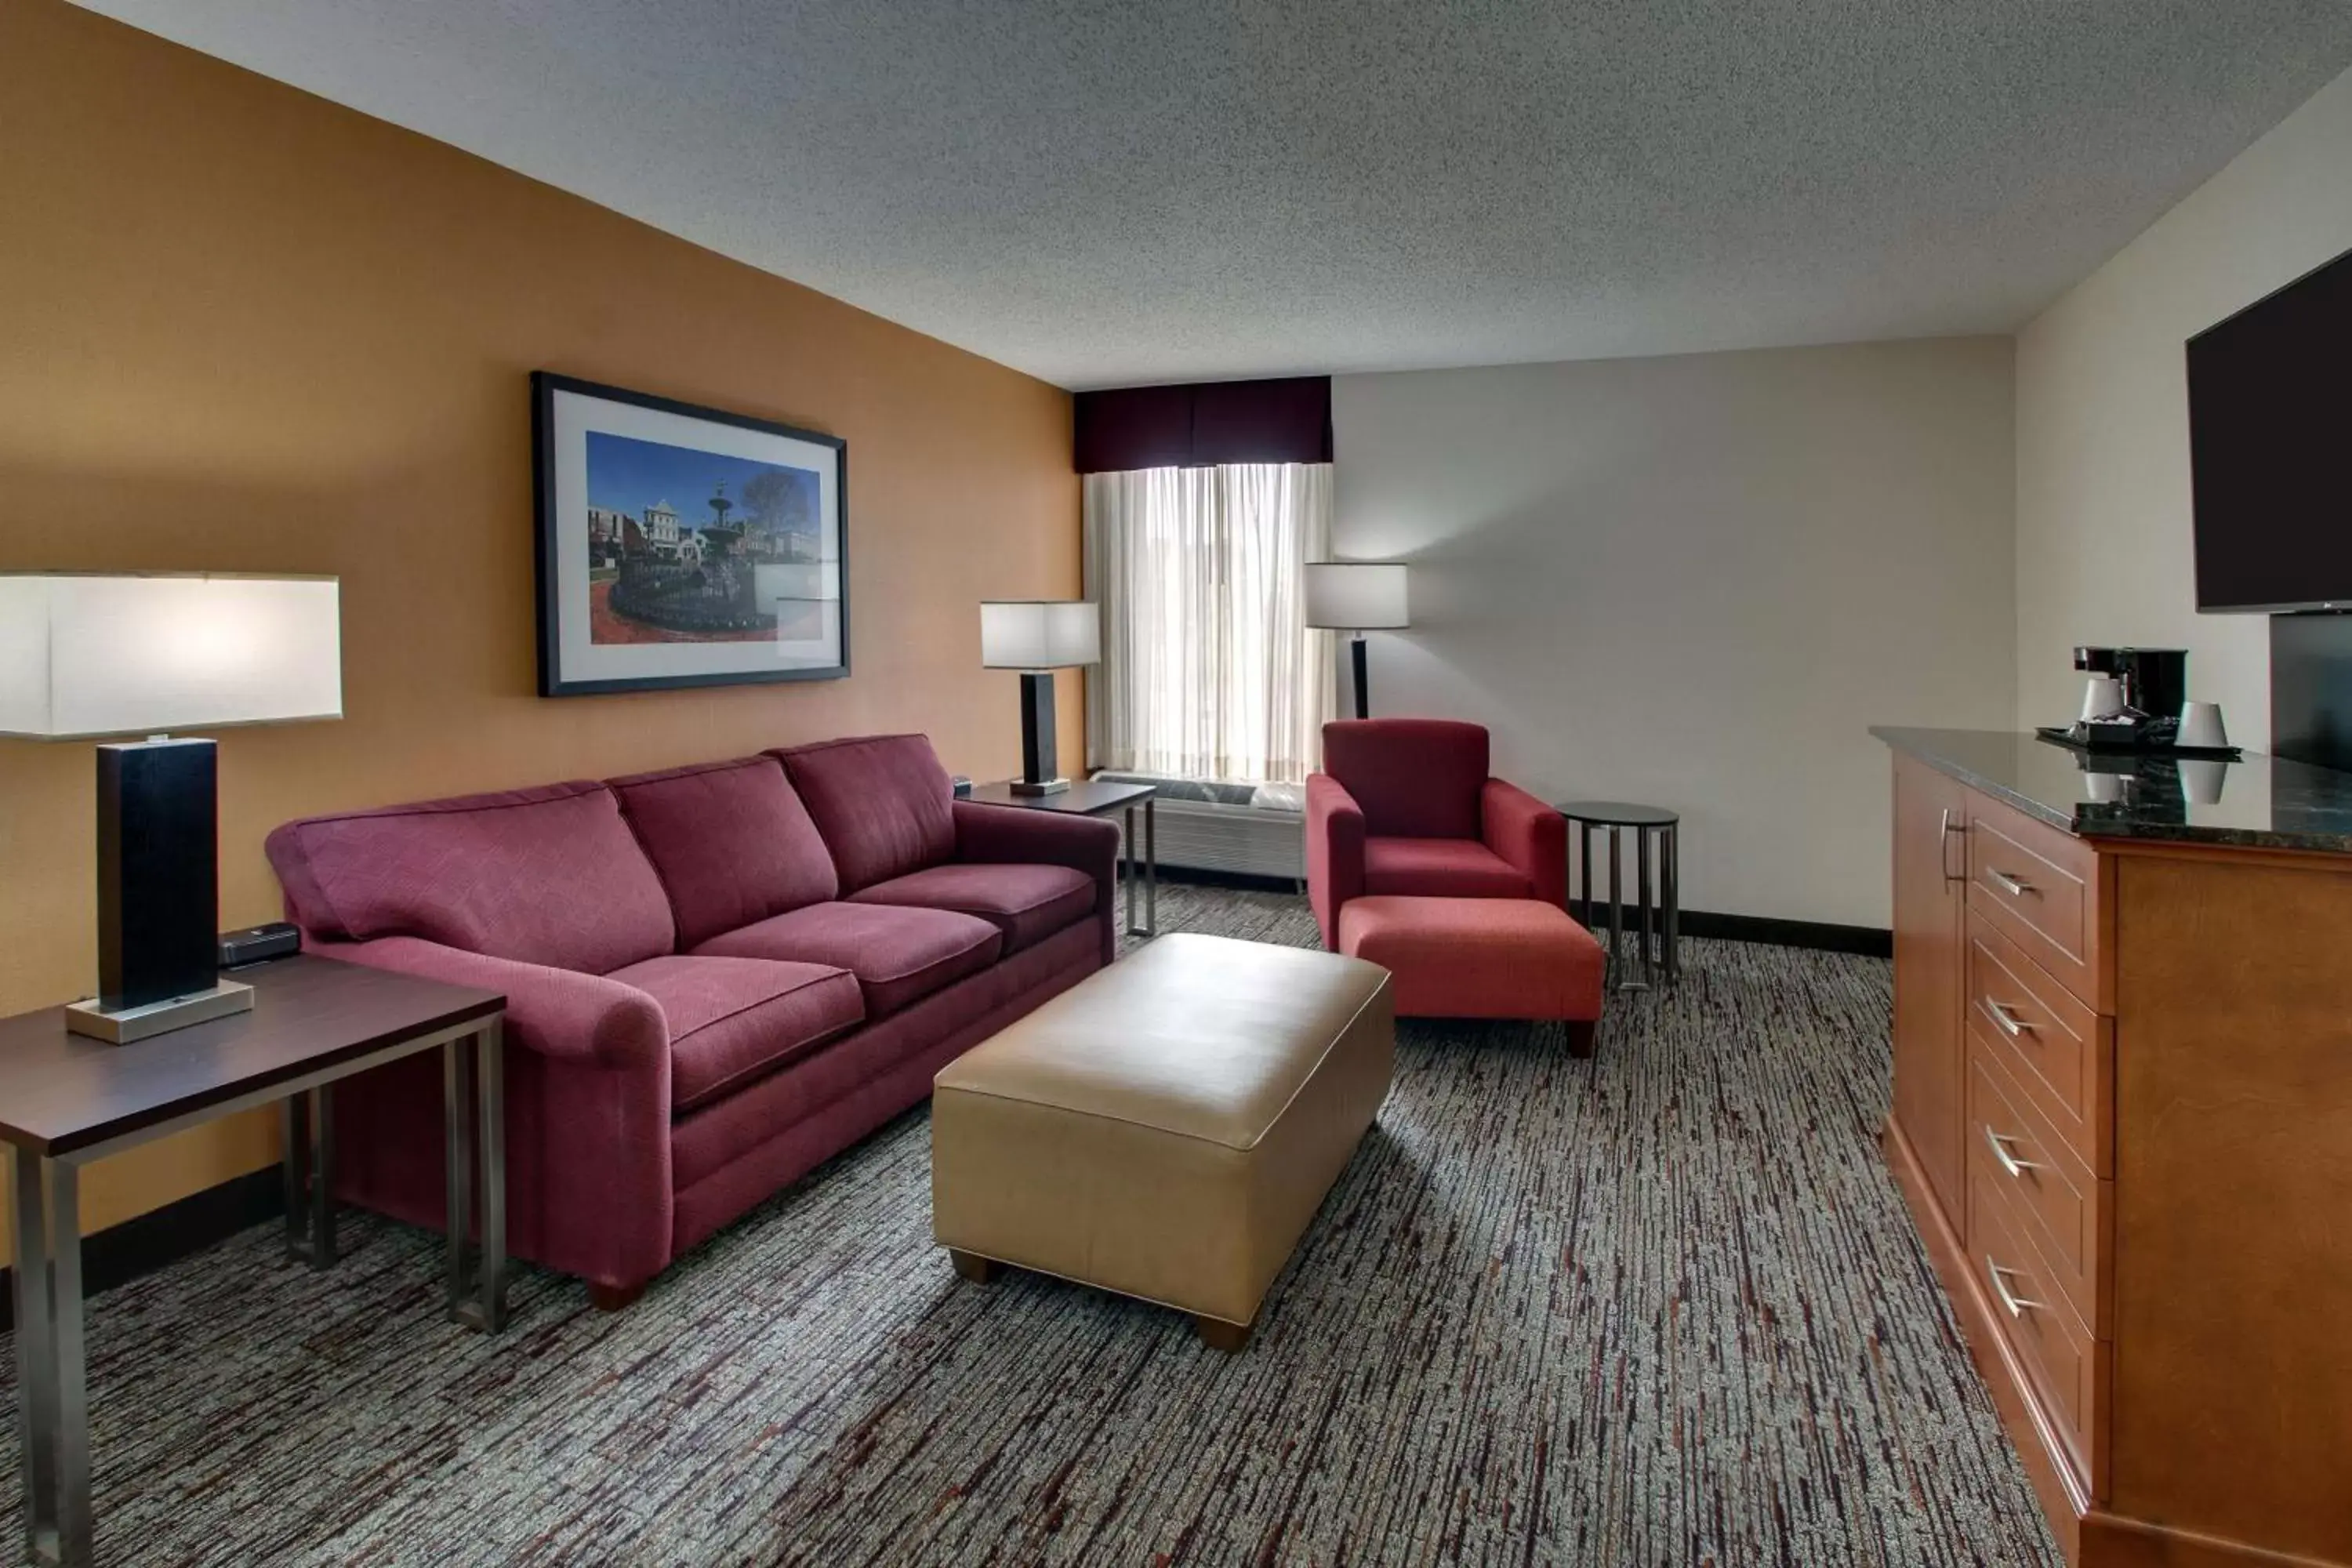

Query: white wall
2016,65,2352,747
1332,339,2016,929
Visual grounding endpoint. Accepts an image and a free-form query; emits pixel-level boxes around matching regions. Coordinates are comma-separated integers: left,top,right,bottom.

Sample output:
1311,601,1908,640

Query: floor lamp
0,573,343,1042
980,600,1101,794
1304,561,1409,720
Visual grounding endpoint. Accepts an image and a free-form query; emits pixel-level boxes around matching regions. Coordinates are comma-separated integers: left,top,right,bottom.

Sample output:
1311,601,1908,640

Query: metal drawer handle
1984,1000,2034,1039
1939,808,1965,882
1987,1258,2044,1319
1984,1126,2044,1178
1987,869,2036,898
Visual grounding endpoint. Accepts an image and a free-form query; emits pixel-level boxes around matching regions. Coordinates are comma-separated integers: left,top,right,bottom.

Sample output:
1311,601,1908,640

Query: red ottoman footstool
1336,896,1606,1055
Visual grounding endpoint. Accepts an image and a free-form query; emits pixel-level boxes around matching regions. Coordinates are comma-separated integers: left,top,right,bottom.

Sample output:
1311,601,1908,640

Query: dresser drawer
1965,1039,2109,1334
1966,793,2107,1009
1966,1157,2108,1498
1964,910,2112,1174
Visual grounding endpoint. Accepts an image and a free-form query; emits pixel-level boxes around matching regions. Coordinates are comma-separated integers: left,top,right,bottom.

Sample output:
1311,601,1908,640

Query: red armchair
1307,718,1566,949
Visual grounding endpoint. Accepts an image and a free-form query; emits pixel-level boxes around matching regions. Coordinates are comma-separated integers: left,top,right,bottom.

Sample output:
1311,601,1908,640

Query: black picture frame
531,371,850,697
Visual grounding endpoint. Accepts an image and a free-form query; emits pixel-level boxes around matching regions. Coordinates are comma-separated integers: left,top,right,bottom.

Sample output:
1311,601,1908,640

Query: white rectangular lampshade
0,574,343,739
981,600,1101,669
1303,561,1409,630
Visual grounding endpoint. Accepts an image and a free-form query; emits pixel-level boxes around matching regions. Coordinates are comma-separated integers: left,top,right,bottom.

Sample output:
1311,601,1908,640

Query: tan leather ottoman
931,932,1393,1350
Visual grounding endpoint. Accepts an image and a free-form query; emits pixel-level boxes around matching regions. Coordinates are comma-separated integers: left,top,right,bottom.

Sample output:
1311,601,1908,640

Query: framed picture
532,371,848,696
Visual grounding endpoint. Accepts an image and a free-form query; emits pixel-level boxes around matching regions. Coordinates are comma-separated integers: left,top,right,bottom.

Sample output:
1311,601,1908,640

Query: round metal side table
1559,801,1679,990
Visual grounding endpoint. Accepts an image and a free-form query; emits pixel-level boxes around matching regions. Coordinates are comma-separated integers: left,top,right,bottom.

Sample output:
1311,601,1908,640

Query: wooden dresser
1875,729,2352,1568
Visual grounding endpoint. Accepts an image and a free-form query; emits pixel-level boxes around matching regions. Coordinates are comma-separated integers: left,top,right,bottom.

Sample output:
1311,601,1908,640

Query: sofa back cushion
264,781,674,975
1322,718,1489,840
775,734,956,892
608,756,839,949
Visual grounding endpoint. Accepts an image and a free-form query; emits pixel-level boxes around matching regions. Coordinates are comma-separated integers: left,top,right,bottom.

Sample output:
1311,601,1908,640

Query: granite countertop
1871,727,2352,855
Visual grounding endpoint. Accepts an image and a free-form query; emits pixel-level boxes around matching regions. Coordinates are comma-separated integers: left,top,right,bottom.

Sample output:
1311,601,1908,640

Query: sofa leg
1566,1019,1597,1059
1193,1312,1254,1353
949,1249,997,1284
588,1279,648,1312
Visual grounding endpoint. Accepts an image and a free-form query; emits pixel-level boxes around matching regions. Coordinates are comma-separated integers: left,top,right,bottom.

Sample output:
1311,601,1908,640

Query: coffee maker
2070,646,2187,748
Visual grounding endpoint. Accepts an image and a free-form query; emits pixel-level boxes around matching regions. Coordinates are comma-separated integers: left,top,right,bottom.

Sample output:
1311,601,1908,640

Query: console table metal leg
1664,824,1681,984
441,1022,509,1333
281,1086,336,1268
443,1037,473,1325
1637,828,1656,989
1606,826,1624,988
471,1019,507,1333
1122,804,1137,936
1145,798,1156,936
12,1147,90,1568
1577,823,1593,931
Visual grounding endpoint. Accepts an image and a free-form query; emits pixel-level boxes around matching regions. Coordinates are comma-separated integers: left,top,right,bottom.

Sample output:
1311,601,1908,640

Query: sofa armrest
1306,772,1366,950
952,800,1121,964
1481,779,1568,909
315,935,670,1076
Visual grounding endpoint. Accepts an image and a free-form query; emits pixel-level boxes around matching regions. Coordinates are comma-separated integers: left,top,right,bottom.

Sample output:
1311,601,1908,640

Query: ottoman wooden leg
1194,1312,1255,1352
949,1249,998,1284
1566,1019,1597,1058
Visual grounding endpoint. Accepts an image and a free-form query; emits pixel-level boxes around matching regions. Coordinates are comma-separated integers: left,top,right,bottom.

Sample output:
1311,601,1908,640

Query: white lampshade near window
1303,561,1407,719
980,600,1102,670
0,572,344,1042
1303,561,1408,631
0,573,343,739
978,600,1098,795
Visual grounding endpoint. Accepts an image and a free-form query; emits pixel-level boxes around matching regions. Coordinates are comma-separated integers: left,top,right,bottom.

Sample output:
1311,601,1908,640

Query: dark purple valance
1074,376,1331,474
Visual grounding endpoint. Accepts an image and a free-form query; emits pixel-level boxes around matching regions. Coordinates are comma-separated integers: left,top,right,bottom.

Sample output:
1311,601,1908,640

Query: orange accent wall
0,0,1080,1243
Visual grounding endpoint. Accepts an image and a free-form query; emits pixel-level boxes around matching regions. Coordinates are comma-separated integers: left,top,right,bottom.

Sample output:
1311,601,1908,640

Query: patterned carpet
0,884,2060,1566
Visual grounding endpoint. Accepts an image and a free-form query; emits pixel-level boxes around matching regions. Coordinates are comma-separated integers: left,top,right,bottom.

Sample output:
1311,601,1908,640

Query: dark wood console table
0,954,506,1568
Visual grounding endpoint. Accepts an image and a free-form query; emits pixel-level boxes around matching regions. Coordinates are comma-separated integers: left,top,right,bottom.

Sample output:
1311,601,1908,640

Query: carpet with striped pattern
0,883,2057,1565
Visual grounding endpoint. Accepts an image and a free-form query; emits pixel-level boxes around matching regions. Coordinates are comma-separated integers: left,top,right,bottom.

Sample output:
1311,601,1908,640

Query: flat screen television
2188,243,2352,613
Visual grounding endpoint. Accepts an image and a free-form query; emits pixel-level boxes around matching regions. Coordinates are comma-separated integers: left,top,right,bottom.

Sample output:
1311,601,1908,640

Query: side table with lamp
0,572,514,1568
978,599,1100,796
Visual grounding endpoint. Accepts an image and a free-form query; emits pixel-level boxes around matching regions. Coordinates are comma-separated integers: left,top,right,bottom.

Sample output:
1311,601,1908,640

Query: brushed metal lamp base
65,979,252,1044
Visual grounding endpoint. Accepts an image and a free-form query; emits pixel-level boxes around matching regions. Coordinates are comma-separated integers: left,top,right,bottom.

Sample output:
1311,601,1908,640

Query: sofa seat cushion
607,955,865,1112
608,756,838,949
848,862,1094,954
1363,837,1535,901
692,902,1003,1018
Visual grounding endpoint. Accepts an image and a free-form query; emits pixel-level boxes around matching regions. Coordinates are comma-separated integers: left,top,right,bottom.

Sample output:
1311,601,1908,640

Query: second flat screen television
2188,243,2352,613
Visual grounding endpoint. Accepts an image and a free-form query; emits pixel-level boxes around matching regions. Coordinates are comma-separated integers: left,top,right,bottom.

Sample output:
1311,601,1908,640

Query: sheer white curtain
1084,463,1334,785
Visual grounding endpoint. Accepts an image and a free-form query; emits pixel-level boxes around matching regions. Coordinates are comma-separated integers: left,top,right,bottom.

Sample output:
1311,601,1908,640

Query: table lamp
0,573,343,1042
979,600,1099,795
1304,561,1408,720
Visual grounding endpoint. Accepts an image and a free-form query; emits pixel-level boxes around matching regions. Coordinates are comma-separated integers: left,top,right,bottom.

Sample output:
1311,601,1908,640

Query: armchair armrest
1481,779,1567,909
1307,772,1367,950
952,800,1121,965
314,935,670,1076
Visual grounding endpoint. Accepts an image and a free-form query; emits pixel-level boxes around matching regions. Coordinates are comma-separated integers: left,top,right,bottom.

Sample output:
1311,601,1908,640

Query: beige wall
2015,66,2352,744
1332,339,2017,929
0,0,1079,1242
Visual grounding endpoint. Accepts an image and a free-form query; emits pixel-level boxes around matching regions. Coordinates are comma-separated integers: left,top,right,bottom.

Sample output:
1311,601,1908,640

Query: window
1083,463,1334,785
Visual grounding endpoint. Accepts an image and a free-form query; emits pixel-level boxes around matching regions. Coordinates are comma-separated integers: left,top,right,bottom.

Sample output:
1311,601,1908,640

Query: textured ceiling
71,1,2352,389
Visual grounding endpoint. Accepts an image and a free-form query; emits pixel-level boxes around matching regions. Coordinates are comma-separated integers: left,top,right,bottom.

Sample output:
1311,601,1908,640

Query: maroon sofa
263,733,1116,1306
